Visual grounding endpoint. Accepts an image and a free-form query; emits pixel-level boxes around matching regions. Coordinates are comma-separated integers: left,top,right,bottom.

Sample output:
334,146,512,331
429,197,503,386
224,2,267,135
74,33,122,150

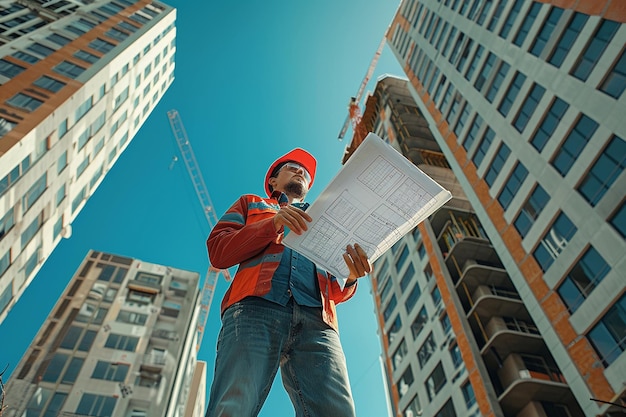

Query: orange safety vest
207,193,357,331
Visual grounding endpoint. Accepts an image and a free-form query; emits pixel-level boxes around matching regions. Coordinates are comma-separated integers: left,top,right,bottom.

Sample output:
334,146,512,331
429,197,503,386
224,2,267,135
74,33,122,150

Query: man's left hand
343,243,372,287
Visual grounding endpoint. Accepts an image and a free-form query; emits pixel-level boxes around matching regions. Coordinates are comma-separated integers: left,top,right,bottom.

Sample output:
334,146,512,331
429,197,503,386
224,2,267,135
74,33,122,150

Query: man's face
270,162,311,199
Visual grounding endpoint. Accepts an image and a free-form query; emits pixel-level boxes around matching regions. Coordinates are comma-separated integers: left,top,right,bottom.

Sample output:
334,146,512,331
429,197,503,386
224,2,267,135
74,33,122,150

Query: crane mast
167,109,231,352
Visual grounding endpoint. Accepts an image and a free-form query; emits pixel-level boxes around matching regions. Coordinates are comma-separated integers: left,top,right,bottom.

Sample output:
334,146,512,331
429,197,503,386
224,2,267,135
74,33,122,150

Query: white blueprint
283,133,452,288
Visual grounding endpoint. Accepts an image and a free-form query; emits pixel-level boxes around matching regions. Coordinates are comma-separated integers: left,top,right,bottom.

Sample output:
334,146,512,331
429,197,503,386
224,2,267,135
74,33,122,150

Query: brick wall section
420,223,498,417
537,0,626,22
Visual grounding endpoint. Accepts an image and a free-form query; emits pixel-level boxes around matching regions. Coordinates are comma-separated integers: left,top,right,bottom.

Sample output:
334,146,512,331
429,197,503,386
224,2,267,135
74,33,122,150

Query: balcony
127,278,161,295
497,353,571,416
141,352,166,372
478,316,545,365
151,328,179,341
465,284,526,318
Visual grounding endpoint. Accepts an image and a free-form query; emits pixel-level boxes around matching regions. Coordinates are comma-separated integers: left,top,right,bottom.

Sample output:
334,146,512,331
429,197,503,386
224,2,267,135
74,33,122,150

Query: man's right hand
273,205,312,235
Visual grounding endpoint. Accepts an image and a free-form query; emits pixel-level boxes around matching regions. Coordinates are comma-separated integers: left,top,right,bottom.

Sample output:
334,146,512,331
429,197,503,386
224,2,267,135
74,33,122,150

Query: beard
284,180,307,200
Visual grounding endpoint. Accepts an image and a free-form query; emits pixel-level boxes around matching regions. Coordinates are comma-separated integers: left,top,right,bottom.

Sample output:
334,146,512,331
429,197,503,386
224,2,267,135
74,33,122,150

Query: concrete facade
3,250,202,417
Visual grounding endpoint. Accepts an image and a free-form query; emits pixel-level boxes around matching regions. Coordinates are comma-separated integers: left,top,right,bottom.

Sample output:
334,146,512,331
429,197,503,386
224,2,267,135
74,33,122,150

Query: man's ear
268,177,277,189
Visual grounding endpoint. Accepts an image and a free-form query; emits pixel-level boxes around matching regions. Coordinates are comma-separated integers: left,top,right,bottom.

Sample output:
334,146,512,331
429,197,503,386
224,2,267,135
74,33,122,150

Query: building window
485,61,510,103
552,114,599,176
12,50,39,64
431,285,442,307
53,216,63,239
472,126,495,167
529,7,564,57
425,362,447,401
403,395,422,417
46,33,72,46
497,71,525,116
484,143,510,186
27,42,54,57
487,1,505,32
383,295,397,322
434,398,457,417
578,136,625,206
0,116,17,138
53,60,86,79
513,83,545,132
461,381,476,408
411,306,428,339
450,342,462,368
71,186,86,213
599,49,626,99
92,361,129,381
89,38,116,53
76,393,117,417
7,93,43,112
22,173,47,214
392,338,408,370
1,207,15,241
387,314,402,345
0,281,12,313
610,202,626,238
399,263,415,291
548,12,588,67
498,162,528,210
571,19,619,81
418,332,437,368
404,282,422,314
105,27,128,41
464,44,484,82
587,293,626,367
24,389,67,417
0,59,26,78
379,277,392,301
20,211,43,249
105,333,139,352
557,246,610,313
398,365,415,399
440,312,452,334
396,245,410,271
498,0,523,39
512,2,541,47
113,87,129,111
74,49,100,64
33,75,66,92
533,212,577,271
530,97,569,152
514,184,550,238
474,52,496,91
453,102,472,137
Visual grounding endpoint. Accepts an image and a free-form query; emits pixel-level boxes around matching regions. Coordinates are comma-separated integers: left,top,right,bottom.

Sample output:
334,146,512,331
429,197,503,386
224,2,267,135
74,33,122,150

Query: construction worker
205,148,371,417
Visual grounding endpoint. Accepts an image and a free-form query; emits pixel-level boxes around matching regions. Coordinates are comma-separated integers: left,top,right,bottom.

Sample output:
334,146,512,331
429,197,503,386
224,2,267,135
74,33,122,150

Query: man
205,148,371,417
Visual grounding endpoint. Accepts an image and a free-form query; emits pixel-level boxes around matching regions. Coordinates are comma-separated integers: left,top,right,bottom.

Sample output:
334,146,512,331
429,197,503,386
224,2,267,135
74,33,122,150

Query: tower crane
337,2,401,143
336,35,386,143
167,109,231,352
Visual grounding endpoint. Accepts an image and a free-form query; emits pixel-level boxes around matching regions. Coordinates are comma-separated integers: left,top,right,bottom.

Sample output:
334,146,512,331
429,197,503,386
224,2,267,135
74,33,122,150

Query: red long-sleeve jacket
207,192,357,331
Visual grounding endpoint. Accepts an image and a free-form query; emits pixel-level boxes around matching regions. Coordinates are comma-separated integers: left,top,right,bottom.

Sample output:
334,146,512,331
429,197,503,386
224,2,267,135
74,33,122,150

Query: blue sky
0,1,405,415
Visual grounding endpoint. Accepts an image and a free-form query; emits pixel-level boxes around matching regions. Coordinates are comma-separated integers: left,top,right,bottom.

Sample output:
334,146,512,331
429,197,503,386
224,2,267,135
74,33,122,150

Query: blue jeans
205,297,356,417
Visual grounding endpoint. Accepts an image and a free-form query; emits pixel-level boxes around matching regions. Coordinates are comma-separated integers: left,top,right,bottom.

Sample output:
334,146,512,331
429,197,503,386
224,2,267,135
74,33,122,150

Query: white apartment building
0,0,177,323
3,250,203,417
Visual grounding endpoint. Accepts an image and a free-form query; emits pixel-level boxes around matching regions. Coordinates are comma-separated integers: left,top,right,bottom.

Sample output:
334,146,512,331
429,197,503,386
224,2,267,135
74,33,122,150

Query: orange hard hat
265,148,317,196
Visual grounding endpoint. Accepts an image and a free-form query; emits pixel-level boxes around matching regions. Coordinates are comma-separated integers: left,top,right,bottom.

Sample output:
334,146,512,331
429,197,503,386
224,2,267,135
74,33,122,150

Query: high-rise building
346,75,585,417
363,1,625,416
3,250,203,417
0,0,177,323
